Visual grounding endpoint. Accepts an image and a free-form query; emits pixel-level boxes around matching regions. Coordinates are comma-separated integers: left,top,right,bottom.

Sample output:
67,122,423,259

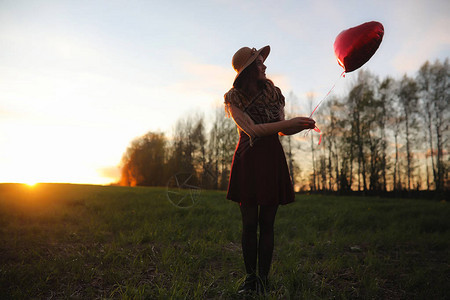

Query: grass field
0,183,448,299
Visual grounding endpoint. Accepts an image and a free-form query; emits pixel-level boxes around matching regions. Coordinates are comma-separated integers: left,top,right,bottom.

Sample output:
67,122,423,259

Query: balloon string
307,71,345,145
309,71,345,118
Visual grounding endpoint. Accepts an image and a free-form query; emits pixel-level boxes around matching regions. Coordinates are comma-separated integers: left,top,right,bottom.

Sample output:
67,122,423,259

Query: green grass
0,183,448,299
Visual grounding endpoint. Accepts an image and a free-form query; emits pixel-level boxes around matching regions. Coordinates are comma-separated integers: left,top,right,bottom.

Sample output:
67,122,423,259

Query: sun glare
0,123,120,185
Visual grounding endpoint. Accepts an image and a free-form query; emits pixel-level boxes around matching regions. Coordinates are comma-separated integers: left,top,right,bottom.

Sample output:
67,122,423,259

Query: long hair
225,60,278,118
233,61,269,92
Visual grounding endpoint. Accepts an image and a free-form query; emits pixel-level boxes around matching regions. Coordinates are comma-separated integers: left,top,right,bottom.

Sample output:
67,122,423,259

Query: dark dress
224,82,295,206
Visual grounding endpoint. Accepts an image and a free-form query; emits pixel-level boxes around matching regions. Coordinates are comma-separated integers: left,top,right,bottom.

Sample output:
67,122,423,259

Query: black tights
239,204,278,279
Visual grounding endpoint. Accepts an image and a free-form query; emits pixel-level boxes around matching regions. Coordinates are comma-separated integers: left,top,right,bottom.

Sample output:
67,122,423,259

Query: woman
224,46,315,294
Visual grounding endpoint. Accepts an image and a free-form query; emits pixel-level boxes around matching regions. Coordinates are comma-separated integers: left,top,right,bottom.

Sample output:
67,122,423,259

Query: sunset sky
1,0,449,185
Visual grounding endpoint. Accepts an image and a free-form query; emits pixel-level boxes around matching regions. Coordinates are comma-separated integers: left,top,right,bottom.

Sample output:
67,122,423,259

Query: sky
1,0,449,185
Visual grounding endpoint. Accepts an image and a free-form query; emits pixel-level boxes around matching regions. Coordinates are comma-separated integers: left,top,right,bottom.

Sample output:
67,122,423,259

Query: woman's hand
291,117,316,130
229,103,317,138
279,117,316,136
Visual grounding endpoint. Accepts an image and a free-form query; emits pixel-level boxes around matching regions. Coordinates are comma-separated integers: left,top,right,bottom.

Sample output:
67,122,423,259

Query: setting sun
24,181,38,187
0,123,123,185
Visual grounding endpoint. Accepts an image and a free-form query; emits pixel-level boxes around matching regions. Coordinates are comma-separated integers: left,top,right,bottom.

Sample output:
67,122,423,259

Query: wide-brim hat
232,45,270,85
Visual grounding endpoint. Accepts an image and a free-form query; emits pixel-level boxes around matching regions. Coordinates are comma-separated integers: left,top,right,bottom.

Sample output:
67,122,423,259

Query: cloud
388,1,450,74
162,57,235,114
169,58,295,111
181,60,235,94
269,74,292,92
392,17,450,73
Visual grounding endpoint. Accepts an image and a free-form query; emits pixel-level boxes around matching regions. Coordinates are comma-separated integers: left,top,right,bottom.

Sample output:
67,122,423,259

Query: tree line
119,109,237,190
310,59,448,194
119,59,449,195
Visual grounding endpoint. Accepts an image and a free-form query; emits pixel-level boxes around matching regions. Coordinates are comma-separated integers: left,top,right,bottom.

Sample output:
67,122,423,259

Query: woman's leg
239,204,259,276
258,205,278,280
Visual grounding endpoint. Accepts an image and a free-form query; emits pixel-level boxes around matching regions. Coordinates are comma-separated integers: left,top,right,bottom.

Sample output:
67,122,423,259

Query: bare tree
417,59,450,192
208,107,238,190
398,75,419,190
378,77,396,191
307,92,318,191
281,91,302,188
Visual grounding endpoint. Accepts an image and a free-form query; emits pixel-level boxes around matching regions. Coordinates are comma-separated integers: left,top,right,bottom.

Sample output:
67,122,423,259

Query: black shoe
256,276,269,295
238,274,257,294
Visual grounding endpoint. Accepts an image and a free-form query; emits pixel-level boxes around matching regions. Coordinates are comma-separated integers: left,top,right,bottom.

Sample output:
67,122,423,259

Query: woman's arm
228,104,315,139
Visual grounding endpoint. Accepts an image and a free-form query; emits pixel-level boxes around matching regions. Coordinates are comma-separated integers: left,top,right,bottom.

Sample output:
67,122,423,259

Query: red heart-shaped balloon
334,21,384,73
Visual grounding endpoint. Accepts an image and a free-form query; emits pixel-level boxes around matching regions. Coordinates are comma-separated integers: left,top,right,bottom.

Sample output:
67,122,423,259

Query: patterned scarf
224,80,285,123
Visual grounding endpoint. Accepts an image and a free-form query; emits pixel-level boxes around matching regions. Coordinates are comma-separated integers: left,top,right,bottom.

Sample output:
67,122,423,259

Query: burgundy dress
224,81,295,206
